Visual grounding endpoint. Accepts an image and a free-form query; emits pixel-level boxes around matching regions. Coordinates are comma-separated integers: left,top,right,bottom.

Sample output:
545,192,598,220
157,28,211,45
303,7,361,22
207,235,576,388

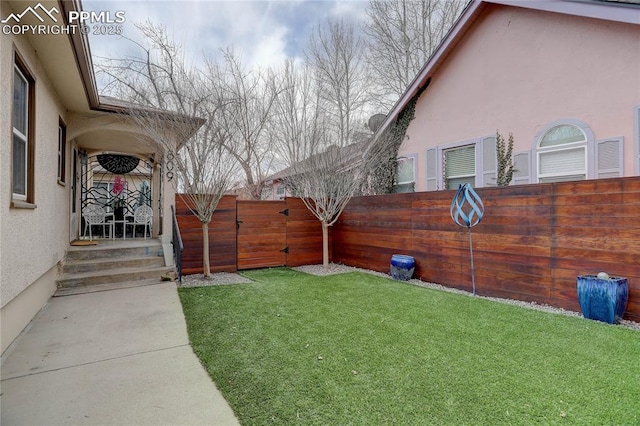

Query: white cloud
83,0,370,84
330,0,368,21
248,25,290,69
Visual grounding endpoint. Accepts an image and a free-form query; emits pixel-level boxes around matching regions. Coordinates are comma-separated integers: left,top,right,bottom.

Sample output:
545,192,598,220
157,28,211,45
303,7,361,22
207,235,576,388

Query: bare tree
364,0,464,108
97,22,197,110
270,58,330,167
206,49,282,199
269,60,335,266
282,144,363,268
306,19,371,147
283,134,398,268
132,108,238,277
275,19,382,267
97,22,238,276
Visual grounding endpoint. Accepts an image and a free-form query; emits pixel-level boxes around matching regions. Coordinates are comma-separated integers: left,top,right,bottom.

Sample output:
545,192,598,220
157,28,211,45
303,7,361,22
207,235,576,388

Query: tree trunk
322,221,329,268
202,221,211,277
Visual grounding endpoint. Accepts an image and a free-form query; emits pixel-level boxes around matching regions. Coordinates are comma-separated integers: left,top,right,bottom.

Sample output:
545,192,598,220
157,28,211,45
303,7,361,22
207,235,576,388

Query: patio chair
82,205,113,240
125,205,153,239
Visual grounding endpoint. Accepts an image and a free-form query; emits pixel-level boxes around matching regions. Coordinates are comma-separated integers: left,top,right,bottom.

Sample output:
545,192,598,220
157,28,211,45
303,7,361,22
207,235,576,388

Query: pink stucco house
377,0,640,192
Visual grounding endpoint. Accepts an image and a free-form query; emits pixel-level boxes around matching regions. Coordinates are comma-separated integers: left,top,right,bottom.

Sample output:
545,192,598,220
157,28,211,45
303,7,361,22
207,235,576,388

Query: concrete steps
54,279,165,297
62,255,166,274
56,239,175,296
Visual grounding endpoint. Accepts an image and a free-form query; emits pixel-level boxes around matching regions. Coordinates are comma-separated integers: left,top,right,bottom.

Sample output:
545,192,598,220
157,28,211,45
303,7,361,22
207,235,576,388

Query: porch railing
171,205,184,283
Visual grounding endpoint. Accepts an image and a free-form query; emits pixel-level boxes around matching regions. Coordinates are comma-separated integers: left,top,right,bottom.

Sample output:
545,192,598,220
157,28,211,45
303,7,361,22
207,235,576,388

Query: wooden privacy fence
332,177,640,322
175,195,323,275
175,177,639,321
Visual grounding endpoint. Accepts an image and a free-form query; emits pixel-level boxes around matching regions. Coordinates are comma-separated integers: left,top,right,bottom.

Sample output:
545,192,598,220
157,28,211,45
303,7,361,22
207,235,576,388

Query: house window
58,120,66,184
93,182,111,209
395,156,415,192
396,156,415,184
92,180,128,211
12,59,34,203
276,185,286,197
444,144,475,189
537,124,587,183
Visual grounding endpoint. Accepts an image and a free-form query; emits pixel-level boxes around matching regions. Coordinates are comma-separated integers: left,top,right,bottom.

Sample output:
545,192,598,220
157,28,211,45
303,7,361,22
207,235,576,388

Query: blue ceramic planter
577,275,629,324
390,254,415,281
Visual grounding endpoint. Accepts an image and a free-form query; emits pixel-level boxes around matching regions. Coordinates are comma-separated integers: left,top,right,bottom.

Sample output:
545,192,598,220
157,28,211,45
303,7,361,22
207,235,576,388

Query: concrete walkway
1,282,240,425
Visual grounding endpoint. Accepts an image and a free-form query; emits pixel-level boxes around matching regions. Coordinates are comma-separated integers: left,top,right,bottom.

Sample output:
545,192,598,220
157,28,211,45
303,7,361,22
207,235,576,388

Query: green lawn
178,268,640,425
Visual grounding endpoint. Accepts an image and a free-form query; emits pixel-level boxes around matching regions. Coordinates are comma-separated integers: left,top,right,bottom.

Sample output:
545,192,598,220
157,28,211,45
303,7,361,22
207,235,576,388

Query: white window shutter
596,137,623,179
482,136,497,187
426,148,437,191
513,151,531,185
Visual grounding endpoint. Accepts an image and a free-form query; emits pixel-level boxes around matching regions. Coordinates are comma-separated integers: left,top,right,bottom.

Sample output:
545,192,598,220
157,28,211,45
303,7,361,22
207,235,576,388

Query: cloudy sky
83,0,369,73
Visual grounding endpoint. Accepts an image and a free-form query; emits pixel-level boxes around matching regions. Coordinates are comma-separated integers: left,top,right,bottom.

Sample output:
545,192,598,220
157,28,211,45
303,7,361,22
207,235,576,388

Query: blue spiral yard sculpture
450,184,484,295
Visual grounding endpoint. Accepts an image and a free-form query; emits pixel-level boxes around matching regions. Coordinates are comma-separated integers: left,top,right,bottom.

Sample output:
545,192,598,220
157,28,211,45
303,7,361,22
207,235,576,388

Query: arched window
536,121,591,183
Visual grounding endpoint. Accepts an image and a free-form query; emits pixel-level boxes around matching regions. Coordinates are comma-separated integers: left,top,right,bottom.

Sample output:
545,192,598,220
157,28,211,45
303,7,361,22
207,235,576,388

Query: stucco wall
1,19,71,309
400,4,640,191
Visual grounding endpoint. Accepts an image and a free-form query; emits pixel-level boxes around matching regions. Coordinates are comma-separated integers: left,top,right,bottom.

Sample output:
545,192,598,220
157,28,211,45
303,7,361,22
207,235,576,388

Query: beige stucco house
379,0,640,191
1,0,182,354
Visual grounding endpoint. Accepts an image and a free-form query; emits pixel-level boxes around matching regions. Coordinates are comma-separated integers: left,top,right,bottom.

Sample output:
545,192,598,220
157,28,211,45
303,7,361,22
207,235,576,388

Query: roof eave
487,0,640,25
60,0,100,110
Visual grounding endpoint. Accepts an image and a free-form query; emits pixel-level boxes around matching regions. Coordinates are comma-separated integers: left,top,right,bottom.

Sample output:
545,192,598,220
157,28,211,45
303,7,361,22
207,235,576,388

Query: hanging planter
577,273,629,324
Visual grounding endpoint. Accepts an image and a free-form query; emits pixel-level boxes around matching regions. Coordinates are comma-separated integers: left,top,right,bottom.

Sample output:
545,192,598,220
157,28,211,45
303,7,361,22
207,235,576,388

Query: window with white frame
396,156,415,185
13,61,32,201
444,144,475,189
537,124,587,183
276,185,286,197
394,156,415,192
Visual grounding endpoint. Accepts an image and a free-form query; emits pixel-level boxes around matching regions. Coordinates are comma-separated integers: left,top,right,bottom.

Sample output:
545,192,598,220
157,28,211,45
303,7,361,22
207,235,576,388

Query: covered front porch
78,151,156,240
65,101,185,270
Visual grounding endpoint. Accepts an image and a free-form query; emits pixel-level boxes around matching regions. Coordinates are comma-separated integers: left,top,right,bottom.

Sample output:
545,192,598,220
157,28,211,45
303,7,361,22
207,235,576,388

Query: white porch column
160,151,176,267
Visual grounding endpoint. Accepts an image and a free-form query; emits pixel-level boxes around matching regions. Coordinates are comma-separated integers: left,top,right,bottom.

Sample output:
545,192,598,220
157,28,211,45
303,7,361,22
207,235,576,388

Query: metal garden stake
450,183,485,295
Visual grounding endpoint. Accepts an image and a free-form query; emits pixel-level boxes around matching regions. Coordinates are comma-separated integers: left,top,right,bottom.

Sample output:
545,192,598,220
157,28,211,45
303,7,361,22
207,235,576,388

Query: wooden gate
176,196,324,273
237,200,288,269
